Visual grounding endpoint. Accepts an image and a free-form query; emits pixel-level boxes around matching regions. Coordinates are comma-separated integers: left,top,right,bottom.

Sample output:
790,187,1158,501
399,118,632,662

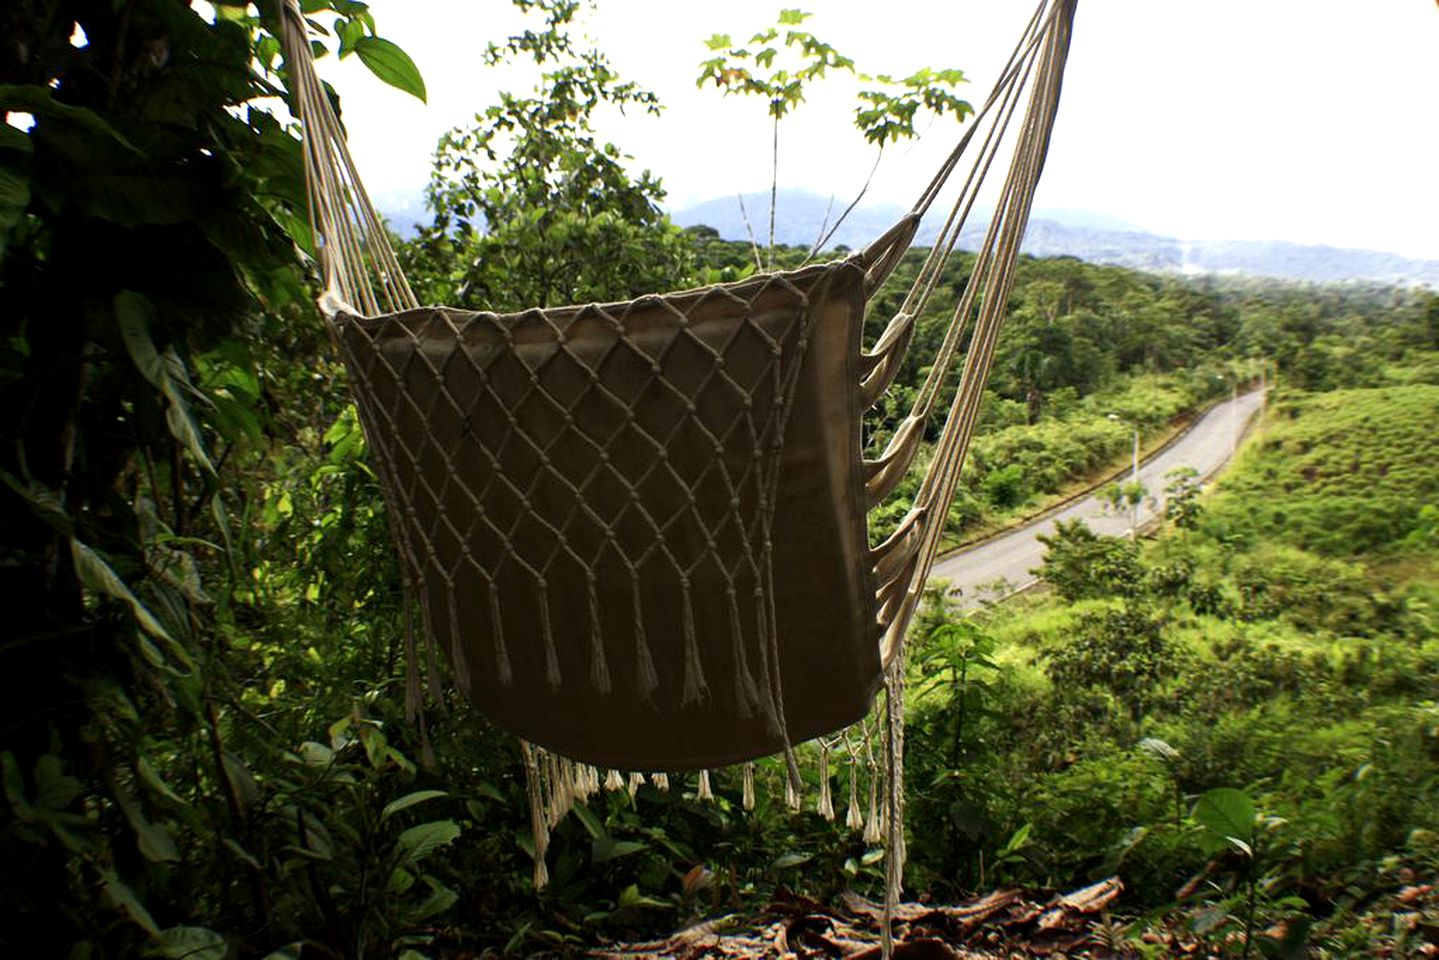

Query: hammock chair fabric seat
338,260,884,768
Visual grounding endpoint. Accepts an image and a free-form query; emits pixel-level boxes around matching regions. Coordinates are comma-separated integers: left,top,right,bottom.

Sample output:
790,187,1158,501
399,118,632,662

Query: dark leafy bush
1035,520,1146,602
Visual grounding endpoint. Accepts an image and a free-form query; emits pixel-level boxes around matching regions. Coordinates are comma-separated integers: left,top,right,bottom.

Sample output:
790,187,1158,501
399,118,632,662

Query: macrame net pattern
335,259,888,771
279,0,1078,941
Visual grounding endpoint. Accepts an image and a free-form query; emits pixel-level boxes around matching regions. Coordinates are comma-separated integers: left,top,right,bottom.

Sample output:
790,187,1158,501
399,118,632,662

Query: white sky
321,1,1439,260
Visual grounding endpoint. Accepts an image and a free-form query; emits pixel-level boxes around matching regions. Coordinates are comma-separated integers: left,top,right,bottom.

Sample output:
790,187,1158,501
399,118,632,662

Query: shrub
1035,520,1145,601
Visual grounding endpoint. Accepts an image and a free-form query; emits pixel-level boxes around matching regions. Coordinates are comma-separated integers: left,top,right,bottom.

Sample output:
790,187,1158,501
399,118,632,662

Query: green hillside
901,377,1439,953
1207,385,1439,555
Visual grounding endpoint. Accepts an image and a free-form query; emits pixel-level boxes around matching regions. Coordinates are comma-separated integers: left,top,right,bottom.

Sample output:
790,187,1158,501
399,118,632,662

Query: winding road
930,388,1266,607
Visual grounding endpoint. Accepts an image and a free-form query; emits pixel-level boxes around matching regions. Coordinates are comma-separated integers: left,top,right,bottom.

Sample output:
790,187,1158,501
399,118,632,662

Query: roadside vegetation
910,372,1438,955
1,0,1436,956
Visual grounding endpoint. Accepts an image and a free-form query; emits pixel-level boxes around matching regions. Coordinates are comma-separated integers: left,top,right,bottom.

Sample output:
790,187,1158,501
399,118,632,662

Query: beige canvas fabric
335,260,883,769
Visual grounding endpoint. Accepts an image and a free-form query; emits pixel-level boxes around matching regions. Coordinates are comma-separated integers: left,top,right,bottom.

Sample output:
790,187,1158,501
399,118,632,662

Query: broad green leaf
260,946,304,960
70,540,180,653
406,880,459,921
0,124,32,154
222,837,262,871
592,837,647,864
102,871,161,939
2,752,30,818
997,821,1032,858
0,85,143,154
396,819,461,865
0,165,29,233
617,883,668,909
157,926,226,960
1193,787,1256,850
569,800,604,840
353,37,426,103
33,754,82,812
297,741,334,766
71,174,202,226
115,291,167,389
135,759,185,811
381,789,448,821
136,820,179,863
0,469,72,536
777,9,809,25
114,291,215,476
221,751,260,814
337,18,367,58
113,779,178,864
389,865,416,895
474,781,505,802
771,852,811,869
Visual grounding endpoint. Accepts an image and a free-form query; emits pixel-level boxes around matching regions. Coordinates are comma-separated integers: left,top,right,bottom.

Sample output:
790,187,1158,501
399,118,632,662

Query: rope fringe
817,743,835,821
847,756,864,832
488,582,512,685
679,580,708,706
445,591,471,694
537,583,562,689
631,576,659,700
586,574,612,693
521,742,550,890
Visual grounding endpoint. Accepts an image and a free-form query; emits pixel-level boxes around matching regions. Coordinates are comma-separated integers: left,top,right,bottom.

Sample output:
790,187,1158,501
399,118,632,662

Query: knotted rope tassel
726,586,760,718
445,589,472,694
488,581,512,685
817,743,835,821
536,581,562,688
631,573,659,699
680,578,708,705
585,573,612,693
847,760,864,831
521,742,550,890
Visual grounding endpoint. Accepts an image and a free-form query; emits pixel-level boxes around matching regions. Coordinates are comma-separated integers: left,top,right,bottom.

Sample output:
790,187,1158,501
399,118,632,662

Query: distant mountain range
379,189,1439,286
668,190,1439,287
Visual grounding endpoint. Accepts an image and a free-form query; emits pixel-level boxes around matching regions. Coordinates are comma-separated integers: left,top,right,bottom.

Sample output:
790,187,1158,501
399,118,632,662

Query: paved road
930,388,1266,607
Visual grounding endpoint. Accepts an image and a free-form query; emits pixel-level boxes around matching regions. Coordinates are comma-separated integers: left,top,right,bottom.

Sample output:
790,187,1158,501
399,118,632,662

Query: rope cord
279,0,417,317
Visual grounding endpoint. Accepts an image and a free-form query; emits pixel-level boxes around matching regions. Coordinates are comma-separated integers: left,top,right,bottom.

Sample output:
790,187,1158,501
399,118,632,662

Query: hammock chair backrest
339,258,888,769
279,0,1078,776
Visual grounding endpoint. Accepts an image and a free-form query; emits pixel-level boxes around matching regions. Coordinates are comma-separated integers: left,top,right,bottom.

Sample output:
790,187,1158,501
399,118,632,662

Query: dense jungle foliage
1,0,1436,956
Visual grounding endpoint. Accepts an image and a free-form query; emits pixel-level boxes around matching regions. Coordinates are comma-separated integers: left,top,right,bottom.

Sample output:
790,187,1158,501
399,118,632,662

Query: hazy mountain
669,190,1439,286
379,187,1439,286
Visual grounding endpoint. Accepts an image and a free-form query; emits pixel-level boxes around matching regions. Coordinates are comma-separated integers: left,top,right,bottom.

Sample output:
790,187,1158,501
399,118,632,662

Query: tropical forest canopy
1,0,1436,956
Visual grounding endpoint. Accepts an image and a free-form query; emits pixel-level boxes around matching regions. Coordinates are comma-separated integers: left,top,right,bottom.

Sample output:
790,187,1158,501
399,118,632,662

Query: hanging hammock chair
280,0,1078,911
